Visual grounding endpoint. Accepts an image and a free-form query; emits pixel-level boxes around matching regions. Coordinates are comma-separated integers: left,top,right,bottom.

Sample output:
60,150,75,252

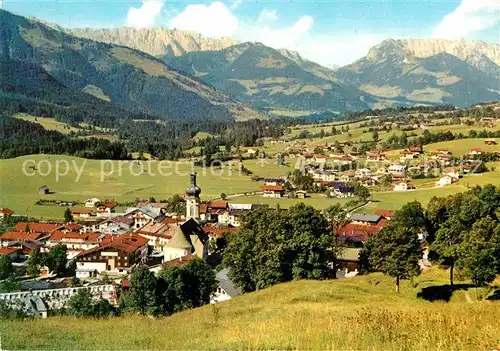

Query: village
0,167,411,317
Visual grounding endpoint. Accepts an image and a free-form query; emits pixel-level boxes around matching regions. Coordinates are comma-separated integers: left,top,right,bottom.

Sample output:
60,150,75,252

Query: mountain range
0,10,259,121
1,9,499,122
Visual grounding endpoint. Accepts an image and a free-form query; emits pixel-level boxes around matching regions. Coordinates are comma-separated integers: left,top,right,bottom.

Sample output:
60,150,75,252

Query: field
15,113,80,134
0,155,262,219
1,269,498,350
0,153,498,219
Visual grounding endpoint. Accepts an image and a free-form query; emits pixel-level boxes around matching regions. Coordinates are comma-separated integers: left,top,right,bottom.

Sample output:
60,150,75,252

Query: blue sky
2,0,499,66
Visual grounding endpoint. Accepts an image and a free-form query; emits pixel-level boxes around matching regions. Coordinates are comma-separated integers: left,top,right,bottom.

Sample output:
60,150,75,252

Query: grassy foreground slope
1,270,499,350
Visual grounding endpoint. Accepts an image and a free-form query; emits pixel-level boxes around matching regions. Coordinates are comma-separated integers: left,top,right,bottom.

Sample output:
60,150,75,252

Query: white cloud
0,0,4,9
169,2,239,38
298,34,386,67
433,0,500,39
126,0,164,28
165,2,385,66
242,15,313,51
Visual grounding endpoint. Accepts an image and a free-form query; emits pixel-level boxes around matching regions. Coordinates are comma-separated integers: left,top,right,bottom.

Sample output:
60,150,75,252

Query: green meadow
1,268,498,350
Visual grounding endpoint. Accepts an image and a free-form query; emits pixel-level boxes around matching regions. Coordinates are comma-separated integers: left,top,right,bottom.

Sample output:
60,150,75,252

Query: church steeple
185,171,201,220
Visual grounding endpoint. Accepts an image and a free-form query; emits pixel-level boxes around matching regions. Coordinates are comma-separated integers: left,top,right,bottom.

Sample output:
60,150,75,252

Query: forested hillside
0,10,259,122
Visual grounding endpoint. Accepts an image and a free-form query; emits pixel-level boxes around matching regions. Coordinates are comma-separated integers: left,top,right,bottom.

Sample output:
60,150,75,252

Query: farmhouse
0,232,46,247
72,208,93,219
85,198,101,208
484,138,497,145
211,268,241,303
437,175,456,187
331,183,355,198
261,185,285,198
393,181,414,192
37,185,50,194
15,222,61,234
75,233,149,278
124,207,165,229
337,248,361,275
366,150,386,162
388,164,406,174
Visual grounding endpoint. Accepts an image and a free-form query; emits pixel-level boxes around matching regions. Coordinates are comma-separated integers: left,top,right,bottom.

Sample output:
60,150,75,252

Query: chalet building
211,268,241,303
349,214,384,226
366,150,386,162
0,208,14,221
261,185,285,198
0,232,46,247
311,169,337,182
437,175,457,187
340,171,356,183
331,183,355,198
296,190,307,199
46,231,111,259
355,168,373,178
468,148,483,156
97,202,117,216
85,198,101,208
137,221,178,249
124,207,165,230
484,139,497,145
75,234,149,278
72,208,93,219
15,222,61,235
263,178,284,186
0,247,23,259
218,209,247,227
388,164,406,174
7,240,43,256
94,217,133,235
337,248,361,275
393,181,414,192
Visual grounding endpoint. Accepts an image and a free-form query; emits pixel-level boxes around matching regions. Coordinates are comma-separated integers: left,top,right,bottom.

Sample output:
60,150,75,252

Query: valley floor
1,269,499,350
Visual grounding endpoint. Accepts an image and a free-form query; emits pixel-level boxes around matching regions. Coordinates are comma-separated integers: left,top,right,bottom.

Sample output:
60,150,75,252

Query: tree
372,130,379,142
129,267,157,315
366,224,421,292
64,208,73,223
180,258,217,308
457,217,500,286
67,289,115,318
27,248,46,277
220,193,227,201
67,289,95,317
393,201,426,232
352,183,370,202
47,244,68,276
325,204,348,233
0,256,14,280
224,204,337,292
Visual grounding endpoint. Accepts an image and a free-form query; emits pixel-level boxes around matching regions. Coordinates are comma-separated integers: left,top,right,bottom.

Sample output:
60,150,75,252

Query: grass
0,155,261,219
15,113,79,134
425,138,499,156
1,269,498,350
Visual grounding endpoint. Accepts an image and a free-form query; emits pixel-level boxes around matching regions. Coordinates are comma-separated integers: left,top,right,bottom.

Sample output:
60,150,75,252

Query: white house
437,175,455,187
355,168,373,178
211,268,241,303
85,198,101,208
388,164,406,174
394,182,413,192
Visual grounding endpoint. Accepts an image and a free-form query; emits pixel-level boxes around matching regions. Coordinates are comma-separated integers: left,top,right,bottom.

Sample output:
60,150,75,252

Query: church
162,171,209,262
